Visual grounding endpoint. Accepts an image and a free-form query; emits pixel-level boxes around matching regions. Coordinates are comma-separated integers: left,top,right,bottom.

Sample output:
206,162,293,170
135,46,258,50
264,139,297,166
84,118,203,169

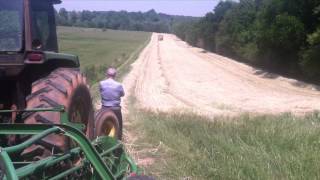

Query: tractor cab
0,0,59,54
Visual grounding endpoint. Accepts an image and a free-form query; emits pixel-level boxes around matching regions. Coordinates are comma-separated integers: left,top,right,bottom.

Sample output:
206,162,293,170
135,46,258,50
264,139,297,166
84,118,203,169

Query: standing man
99,67,125,138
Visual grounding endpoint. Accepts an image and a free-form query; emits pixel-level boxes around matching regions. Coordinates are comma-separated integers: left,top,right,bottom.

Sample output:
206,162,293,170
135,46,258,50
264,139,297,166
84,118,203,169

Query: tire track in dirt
123,33,320,116
122,34,189,113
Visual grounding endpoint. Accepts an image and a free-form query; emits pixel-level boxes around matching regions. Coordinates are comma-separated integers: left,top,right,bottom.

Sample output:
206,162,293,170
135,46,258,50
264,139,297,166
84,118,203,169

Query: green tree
58,8,69,26
301,27,320,78
257,13,305,68
215,0,258,60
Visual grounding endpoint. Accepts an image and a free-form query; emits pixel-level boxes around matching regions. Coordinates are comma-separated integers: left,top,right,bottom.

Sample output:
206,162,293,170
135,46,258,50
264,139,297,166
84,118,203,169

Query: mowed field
124,34,320,116
57,26,151,103
58,26,151,73
58,26,151,109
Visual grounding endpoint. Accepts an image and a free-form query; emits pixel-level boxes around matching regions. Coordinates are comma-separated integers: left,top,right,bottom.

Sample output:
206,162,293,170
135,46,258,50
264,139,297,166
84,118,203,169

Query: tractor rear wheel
22,68,94,159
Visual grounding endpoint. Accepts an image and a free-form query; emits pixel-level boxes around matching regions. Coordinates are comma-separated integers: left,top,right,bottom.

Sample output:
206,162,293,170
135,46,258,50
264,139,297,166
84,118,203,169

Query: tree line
55,8,197,33
173,0,320,82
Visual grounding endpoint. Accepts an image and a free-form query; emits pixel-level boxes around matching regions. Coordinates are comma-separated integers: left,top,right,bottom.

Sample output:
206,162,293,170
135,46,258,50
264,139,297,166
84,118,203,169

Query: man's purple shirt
99,78,125,107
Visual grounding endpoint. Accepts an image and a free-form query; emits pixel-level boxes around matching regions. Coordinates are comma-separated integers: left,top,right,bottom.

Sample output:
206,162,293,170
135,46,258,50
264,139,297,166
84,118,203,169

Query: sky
55,0,220,17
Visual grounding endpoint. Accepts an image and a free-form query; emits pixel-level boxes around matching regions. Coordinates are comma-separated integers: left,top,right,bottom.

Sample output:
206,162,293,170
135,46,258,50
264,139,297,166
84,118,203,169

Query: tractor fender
25,51,80,67
41,51,80,68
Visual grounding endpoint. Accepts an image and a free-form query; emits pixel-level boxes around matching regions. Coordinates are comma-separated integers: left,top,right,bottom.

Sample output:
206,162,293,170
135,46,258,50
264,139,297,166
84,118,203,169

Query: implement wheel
22,68,94,159
95,109,122,140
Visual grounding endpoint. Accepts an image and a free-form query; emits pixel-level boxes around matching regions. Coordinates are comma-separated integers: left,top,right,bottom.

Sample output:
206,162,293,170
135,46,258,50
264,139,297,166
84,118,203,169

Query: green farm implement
0,107,142,180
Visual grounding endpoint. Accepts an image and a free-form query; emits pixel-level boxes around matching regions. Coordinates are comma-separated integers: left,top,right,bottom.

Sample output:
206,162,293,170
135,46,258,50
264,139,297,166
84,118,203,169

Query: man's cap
106,67,117,77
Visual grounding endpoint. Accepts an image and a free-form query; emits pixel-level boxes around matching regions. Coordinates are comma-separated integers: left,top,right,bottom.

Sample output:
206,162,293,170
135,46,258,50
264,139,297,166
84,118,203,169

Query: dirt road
123,33,320,116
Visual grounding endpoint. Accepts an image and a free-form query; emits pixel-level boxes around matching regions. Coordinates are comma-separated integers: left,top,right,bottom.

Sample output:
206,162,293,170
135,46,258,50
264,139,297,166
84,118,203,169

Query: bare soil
123,33,320,117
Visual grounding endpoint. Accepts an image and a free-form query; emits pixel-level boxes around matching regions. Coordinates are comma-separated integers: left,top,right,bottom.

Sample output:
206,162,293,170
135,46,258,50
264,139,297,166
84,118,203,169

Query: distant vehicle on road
158,34,164,41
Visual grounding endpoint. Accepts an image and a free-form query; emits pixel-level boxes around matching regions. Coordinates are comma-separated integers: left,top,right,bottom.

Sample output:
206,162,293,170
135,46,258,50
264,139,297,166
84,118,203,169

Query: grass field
58,26,151,83
128,110,320,179
58,26,151,103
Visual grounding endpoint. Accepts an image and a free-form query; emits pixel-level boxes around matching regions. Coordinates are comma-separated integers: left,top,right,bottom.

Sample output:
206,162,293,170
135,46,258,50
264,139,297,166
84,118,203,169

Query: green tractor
0,0,96,155
0,0,146,179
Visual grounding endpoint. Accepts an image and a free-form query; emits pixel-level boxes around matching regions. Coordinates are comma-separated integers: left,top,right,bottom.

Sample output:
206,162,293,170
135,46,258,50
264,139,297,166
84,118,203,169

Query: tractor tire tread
57,72,73,84
26,87,52,101
35,114,54,124
22,68,93,159
22,104,48,120
46,80,68,96
39,95,60,107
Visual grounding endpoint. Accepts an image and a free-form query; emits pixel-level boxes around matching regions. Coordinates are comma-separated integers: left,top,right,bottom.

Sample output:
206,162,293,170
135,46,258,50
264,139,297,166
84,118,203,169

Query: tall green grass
129,111,320,179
